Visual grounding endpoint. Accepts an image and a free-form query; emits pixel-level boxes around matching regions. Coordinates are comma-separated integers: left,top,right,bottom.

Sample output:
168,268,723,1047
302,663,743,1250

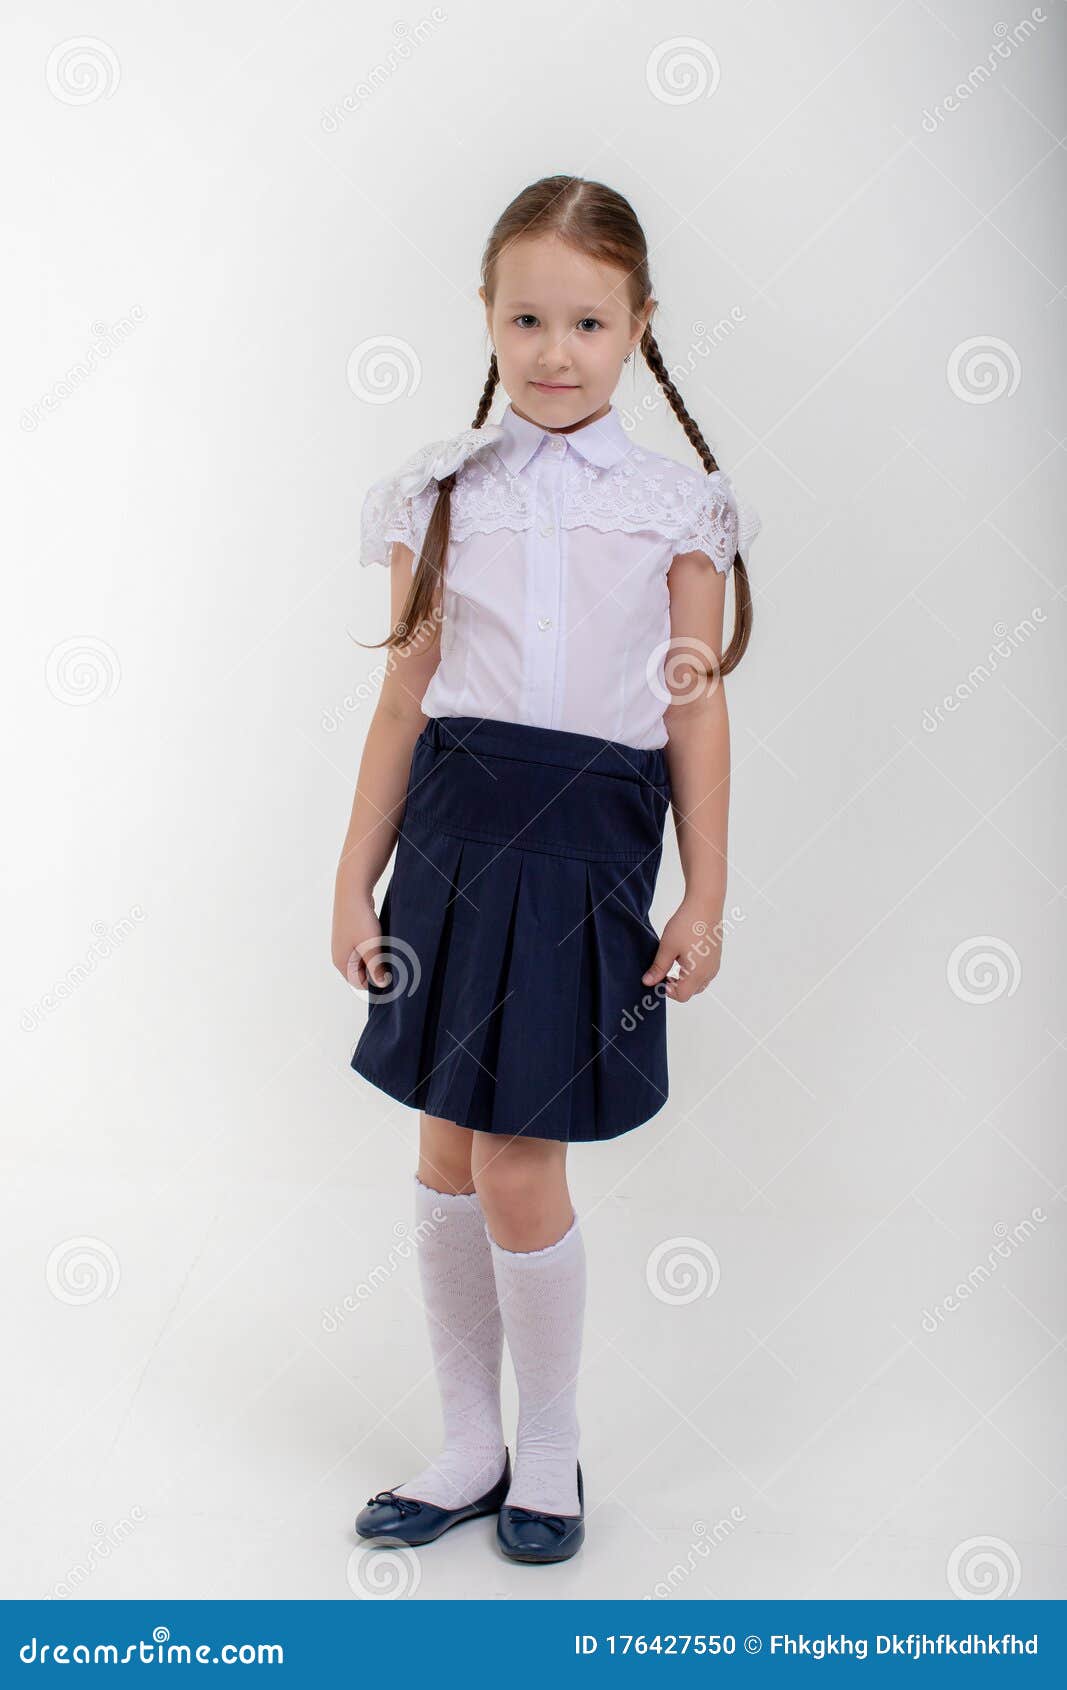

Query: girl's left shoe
355,1450,511,1546
496,1460,584,1563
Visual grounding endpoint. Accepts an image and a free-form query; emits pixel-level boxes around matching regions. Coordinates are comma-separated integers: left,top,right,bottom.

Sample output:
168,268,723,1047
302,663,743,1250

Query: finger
642,945,680,986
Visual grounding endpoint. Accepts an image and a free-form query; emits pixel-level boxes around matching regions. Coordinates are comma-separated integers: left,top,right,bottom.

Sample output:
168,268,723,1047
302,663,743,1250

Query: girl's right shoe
354,1450,511,1546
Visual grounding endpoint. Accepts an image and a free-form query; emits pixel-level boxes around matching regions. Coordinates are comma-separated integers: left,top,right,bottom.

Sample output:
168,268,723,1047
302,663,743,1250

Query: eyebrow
502,301,616,314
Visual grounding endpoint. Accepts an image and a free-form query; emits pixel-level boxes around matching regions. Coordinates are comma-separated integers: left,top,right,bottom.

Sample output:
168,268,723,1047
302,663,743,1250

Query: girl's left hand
641,898,724,1003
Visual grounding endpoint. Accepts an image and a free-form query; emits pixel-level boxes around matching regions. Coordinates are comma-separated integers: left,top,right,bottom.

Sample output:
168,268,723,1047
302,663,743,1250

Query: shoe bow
366,1489,423,1517
506,1505,570,1536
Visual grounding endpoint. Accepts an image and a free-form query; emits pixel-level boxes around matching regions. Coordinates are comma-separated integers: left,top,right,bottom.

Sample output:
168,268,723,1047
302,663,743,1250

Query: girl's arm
331,544,442,988
642,553,731,1003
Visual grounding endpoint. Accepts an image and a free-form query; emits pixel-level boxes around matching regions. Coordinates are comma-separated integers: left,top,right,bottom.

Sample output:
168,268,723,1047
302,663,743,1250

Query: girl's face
480,233,654,433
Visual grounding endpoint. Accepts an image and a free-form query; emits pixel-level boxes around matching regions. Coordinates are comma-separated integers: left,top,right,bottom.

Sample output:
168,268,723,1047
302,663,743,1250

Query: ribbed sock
393,1174,507,1508
487,1210,586,1515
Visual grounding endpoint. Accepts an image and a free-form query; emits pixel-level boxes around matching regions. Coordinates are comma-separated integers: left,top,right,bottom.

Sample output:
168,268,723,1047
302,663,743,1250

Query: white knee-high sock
487,1210,586,1516
394,1174,507,1508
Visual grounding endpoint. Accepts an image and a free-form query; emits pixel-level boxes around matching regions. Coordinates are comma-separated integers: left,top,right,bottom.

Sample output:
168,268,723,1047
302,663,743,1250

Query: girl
332,176,760,1565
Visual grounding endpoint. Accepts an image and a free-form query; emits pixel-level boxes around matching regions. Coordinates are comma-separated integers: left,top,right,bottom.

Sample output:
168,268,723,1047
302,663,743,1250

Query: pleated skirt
349,715,672,1143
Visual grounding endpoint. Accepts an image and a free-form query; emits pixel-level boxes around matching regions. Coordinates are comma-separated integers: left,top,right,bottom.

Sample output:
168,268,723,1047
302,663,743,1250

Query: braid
639,326,752,675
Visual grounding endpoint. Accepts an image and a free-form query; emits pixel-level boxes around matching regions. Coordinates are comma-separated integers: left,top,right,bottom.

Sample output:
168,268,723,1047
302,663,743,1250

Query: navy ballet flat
355,1450,511,1546
496,1461,585,1563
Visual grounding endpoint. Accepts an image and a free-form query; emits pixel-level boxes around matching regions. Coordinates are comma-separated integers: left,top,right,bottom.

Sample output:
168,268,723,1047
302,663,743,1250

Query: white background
5,0,1065,1600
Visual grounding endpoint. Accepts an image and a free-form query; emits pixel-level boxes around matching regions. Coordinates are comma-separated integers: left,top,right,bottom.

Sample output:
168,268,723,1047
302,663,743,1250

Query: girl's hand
641,897,725,1004
331,886,392,990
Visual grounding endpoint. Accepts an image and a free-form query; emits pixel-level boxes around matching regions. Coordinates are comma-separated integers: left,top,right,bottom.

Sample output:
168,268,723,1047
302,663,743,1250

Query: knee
472,1143,566,1242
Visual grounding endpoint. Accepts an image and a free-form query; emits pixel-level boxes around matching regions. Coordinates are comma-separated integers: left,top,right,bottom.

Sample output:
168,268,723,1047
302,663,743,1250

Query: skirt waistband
421,715,669,790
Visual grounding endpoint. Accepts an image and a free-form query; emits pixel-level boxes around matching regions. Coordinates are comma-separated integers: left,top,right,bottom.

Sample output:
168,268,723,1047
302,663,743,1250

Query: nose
538,334,573,374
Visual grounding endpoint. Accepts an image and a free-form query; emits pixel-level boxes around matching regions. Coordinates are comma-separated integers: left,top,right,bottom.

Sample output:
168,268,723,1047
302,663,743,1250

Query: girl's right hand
332,890,392,991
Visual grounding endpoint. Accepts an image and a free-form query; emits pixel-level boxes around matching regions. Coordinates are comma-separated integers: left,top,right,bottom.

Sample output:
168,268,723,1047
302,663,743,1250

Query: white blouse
359,401,761,750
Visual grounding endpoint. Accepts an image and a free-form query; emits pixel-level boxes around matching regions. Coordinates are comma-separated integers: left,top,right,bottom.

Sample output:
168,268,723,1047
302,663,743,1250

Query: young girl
332,176,760,1565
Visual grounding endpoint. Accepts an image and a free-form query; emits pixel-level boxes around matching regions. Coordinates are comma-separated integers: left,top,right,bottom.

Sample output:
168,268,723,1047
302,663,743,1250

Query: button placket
526,441,565,723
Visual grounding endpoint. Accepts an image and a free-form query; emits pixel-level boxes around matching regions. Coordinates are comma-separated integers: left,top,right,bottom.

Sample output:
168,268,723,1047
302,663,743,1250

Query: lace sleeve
672,470,761,576
359,477,417,568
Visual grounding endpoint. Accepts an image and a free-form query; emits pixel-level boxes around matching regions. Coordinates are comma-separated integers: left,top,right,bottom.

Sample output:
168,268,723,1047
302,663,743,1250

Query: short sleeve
359,476,417,568
672,470,761,575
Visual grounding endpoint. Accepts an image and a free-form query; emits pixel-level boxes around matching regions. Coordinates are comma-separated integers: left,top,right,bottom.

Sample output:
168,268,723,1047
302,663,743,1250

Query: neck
510,399,611,436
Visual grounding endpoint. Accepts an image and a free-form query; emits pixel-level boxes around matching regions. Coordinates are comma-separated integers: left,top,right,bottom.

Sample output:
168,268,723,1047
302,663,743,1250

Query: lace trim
360,435,759,572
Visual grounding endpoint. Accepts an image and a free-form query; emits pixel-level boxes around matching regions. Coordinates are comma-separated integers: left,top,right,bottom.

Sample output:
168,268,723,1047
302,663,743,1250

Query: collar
491,400,631,476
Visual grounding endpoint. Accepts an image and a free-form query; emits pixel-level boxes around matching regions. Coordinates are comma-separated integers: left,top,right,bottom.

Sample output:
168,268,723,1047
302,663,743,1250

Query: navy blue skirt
349,715,672,1143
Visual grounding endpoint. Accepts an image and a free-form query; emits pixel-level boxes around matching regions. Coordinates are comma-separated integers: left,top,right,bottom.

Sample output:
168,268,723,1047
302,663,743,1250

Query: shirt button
539,522,555,537
549,436,566,454
537,615,553,630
